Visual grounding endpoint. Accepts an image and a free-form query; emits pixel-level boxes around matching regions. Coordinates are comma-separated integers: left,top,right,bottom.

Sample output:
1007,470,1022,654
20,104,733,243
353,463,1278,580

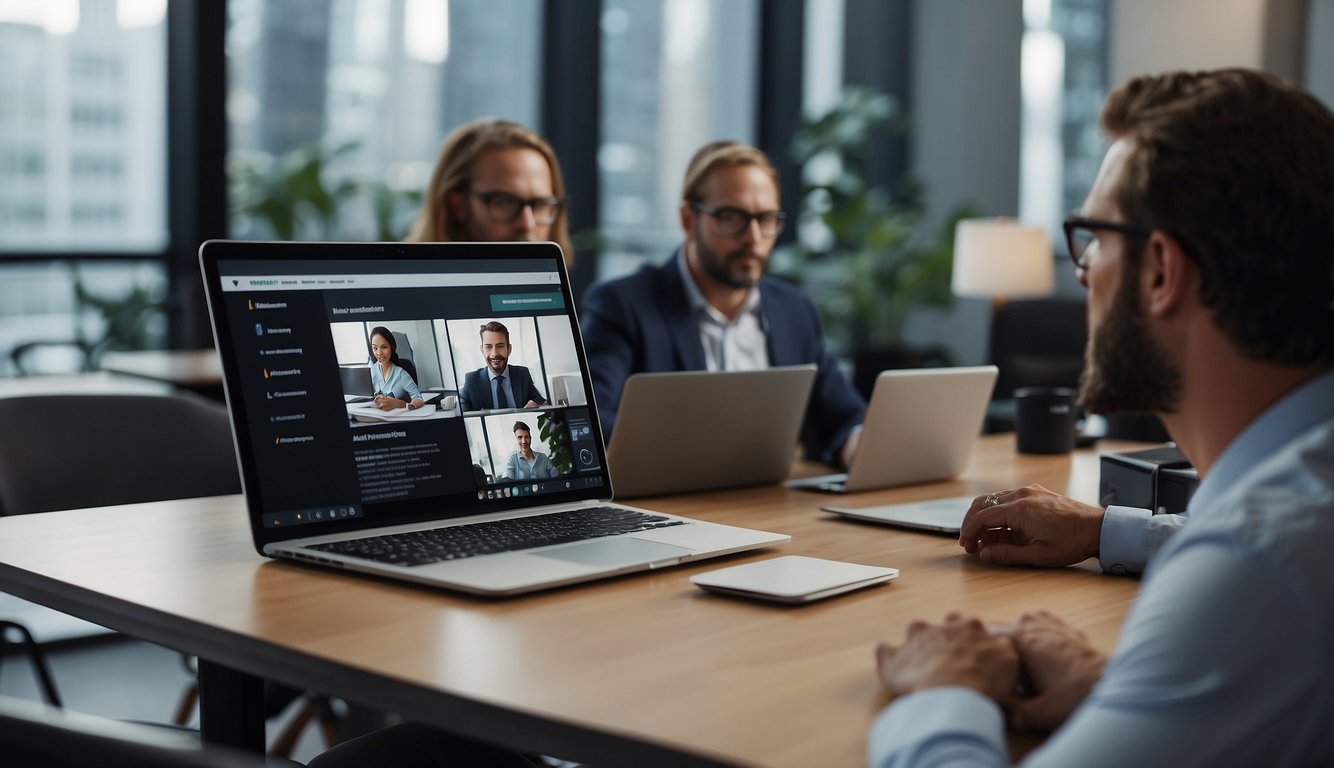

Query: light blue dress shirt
369,362,421,403
676,250,769,372
869,369,1334,767
500,450,559,480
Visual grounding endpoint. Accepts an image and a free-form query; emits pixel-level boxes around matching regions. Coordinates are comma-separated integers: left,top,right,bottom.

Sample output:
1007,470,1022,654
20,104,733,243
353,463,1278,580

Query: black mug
1014,386,1079,454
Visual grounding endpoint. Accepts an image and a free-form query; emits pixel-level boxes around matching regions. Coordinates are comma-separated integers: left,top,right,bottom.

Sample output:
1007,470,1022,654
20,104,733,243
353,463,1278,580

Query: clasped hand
373,393,404,411
875,611,1105,732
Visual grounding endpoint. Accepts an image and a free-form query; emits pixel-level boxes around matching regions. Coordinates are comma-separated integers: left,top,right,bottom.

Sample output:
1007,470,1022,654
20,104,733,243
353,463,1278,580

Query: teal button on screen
490,293,565,312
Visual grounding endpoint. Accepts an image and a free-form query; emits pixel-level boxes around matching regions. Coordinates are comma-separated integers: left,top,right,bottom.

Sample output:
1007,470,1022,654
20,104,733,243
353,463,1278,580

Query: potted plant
229,140,422,242
771,88,974,397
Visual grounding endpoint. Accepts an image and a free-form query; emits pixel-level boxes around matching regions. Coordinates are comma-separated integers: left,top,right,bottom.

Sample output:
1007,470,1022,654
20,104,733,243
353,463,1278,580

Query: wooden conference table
0,436,1145,767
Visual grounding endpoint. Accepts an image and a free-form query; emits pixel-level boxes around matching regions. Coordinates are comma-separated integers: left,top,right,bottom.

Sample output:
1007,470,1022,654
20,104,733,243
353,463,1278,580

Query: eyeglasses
689,200,786,238
1062,215,1154,270
469,189,565,225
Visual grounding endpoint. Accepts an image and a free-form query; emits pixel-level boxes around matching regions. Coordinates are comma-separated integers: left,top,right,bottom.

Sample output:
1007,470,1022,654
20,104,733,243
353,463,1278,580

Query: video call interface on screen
214,256,605,532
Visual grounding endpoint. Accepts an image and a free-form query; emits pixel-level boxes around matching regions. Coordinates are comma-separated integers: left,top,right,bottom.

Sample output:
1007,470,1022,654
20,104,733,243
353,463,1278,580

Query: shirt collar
675,247,762,326
488,365,509,381
1187,368,1334,516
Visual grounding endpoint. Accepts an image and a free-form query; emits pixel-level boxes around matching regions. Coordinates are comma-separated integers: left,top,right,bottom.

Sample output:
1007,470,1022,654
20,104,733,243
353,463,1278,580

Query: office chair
984,298,1170,441
390,330,418,385
0,694,295,768
984,298,1088,433
0,392,240,517
0,392,342,754
988,298,1089,401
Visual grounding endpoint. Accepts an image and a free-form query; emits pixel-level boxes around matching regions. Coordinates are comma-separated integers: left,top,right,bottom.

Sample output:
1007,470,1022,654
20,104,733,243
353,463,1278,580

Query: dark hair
369,326,399,363
512,421,530,434
479,321,510,344
1100,68,1334,366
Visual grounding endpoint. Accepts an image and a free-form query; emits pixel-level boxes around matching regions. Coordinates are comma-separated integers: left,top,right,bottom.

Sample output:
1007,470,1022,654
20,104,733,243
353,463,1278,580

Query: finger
959,504,1019,542
875,642,896,665
1008,695,1065,733
978,542,1048,566
976,528,1028,547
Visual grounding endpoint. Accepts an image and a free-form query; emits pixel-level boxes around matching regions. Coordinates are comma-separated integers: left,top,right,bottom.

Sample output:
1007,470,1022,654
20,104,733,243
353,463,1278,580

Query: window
0,1,169,376
596,0,759,280
1020,0,1109,240
226,0,542,241
0,0,168,252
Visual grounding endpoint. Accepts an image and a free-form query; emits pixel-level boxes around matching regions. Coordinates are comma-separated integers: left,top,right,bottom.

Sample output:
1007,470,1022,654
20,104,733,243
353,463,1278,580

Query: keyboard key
308,507,685,567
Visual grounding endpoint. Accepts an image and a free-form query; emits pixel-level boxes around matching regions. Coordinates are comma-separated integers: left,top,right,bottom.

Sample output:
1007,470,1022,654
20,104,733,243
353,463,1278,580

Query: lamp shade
951,218,1054,299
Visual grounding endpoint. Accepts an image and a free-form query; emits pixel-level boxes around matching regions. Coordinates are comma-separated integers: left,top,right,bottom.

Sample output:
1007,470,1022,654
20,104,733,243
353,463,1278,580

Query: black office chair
0,694,293,768
985,298,1170,441
0,392,346,755
0,391,242,720
0,393,240,517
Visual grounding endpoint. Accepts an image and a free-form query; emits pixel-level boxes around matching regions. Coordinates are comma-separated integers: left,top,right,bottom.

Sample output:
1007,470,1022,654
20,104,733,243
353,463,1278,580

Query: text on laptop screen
209,249,605,540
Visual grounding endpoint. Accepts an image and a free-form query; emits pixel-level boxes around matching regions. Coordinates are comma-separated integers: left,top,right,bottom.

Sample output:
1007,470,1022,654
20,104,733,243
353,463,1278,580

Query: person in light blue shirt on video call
368,326,423,412
499,421,559,480
869,68,1334,767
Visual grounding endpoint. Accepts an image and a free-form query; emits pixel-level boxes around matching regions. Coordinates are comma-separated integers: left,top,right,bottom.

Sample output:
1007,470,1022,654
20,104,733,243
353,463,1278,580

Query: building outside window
225,0,542,242
1020,0,1109,254
0,0,169,376
596,0,758,280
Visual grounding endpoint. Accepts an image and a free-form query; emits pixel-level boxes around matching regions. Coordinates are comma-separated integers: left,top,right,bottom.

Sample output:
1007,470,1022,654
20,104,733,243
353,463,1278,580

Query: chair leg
172,654,199,725
0,620,63,707
268,696,319,758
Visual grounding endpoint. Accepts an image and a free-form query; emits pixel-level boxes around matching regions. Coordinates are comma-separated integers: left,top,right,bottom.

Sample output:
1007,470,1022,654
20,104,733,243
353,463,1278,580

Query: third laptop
789,366,998,493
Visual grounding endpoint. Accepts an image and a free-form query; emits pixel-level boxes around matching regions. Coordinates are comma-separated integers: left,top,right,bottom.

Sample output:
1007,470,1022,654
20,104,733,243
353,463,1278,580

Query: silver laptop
607,366,817,498
199,240,788,596
822,495,975,533
788,366,998,493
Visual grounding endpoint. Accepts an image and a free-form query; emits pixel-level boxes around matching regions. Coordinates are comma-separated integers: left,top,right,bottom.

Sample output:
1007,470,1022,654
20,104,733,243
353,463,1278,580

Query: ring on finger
985,492,1001,507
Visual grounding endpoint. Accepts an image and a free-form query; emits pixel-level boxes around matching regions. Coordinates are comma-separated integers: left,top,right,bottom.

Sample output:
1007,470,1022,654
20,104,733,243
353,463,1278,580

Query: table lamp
951,217,1053,308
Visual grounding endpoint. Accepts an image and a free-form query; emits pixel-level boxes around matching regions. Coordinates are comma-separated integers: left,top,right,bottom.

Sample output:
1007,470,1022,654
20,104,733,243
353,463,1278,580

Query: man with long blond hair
407,118,574,267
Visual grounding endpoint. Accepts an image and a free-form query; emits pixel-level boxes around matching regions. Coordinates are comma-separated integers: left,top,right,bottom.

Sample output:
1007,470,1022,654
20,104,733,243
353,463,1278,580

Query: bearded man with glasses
871,69,1334,767
581,141,866,469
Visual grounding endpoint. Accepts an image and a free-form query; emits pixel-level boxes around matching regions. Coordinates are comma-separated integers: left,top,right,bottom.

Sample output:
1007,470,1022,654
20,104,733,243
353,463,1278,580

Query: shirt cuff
868,687,1006,768
1098,504,1153,575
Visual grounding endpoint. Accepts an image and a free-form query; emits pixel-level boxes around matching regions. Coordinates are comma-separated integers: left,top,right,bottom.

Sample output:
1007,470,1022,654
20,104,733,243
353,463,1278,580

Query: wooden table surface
0,435,1147,767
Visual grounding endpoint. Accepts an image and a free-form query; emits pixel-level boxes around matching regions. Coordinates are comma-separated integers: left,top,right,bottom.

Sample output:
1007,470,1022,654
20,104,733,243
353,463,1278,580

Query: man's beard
487,355,507,372
694,227,765,290
1079,264,1181,415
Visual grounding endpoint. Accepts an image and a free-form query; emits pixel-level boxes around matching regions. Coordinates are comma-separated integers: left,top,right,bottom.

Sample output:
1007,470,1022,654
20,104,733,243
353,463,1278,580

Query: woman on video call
368,326,424,411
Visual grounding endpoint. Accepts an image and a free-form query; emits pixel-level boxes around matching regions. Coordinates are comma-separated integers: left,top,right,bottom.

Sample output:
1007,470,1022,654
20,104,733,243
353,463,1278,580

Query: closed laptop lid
606,365,817,497
843,366,998,491
199,240,610,553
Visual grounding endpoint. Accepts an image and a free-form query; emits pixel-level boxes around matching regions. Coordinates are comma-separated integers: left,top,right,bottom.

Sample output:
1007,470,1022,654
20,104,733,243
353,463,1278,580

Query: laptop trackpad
536,538,694,567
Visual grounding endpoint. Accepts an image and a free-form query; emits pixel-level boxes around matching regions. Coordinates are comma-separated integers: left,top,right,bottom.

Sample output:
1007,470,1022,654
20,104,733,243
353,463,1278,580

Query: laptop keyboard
307,506,687,567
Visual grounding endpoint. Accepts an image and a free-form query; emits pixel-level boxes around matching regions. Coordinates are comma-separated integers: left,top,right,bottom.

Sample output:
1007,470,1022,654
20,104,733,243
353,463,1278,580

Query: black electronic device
1098,445,1199,515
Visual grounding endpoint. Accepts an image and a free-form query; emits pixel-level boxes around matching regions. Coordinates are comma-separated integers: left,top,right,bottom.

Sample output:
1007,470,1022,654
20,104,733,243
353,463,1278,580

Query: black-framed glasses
469,189,565,225
1062,215,1153,270
689,200,786,238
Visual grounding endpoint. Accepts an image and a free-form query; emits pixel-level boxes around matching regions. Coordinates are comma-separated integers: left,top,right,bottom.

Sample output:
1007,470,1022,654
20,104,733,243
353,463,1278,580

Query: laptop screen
200,241,608,550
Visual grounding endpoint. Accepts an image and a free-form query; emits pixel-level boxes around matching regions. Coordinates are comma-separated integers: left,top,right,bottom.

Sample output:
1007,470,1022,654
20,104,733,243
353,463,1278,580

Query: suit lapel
655,253,708,370
759,280,797,366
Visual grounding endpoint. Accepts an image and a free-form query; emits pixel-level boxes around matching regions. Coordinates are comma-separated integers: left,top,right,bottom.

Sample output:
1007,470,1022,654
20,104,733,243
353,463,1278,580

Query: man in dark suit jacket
581,141,865,467
458,321,547,412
